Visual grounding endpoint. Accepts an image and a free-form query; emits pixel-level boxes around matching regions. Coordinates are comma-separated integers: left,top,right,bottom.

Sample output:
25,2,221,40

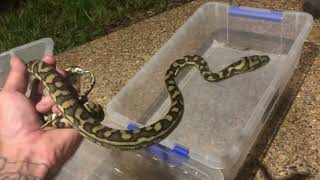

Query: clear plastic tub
106,2,313,179
0,38,54,87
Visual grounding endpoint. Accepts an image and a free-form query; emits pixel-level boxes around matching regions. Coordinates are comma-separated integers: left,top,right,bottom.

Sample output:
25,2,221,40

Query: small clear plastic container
106,2,313,179
0,38,54,87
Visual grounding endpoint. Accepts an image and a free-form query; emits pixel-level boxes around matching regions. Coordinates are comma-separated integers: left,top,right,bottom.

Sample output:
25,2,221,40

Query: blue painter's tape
147,144,189,167
127,124,163,153
127,123,139,130
147,145,170,161
173,145,189,157
229,6,283,22
127,124,189,164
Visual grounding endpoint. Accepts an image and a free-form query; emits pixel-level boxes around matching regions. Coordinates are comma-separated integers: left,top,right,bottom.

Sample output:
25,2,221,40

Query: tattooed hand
0,56,82,179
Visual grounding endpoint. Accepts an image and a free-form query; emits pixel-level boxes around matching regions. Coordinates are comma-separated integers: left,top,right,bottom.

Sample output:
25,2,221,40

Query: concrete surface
55,0,320,179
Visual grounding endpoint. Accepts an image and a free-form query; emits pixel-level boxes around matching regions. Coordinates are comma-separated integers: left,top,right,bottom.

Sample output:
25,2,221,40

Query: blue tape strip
127,123,139,130
127,124,189,164
173,145,189,156
147,144,189,167
229,6,283,22
128,124,161,153
147,145,170,161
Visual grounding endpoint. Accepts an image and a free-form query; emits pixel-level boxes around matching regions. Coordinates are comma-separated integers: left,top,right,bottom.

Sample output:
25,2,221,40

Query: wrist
0,142,52,179
0,155,49,179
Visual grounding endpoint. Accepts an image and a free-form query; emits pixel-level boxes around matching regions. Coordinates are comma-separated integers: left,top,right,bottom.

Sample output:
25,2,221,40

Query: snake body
27,54,270,150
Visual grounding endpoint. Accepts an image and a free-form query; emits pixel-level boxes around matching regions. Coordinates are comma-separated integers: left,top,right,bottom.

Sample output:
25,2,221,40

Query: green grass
0,0,172,53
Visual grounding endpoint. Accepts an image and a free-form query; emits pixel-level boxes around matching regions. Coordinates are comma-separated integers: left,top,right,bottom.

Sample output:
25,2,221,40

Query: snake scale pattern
27,54,270,150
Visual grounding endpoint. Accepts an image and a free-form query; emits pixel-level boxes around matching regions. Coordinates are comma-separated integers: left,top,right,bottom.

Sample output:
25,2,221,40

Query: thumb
3,56,28,93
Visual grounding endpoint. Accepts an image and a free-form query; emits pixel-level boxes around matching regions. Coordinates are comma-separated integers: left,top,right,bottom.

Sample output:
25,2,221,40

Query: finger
36,96,61,114
36,56,79,113
32,55,78,119
30,55,55,101
41,55,56,65
57,67,67,77
42,55,67,77
52,106,60,114
3,56,28,93
42,56,79,90
31,56,66,103
36,96,54,113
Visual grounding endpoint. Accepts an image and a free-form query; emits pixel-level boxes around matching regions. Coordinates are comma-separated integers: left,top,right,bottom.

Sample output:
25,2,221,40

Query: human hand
0,56,82,179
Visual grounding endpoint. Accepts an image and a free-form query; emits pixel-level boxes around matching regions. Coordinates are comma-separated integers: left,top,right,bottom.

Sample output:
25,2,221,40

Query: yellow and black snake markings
27,54,270,150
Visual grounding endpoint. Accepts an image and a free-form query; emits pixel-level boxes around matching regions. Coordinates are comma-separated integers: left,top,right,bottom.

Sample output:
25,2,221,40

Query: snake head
246,55,270,71
258,55,270,66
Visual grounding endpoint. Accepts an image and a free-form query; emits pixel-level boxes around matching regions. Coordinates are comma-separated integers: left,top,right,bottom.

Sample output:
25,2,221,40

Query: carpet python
27,54,270,150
